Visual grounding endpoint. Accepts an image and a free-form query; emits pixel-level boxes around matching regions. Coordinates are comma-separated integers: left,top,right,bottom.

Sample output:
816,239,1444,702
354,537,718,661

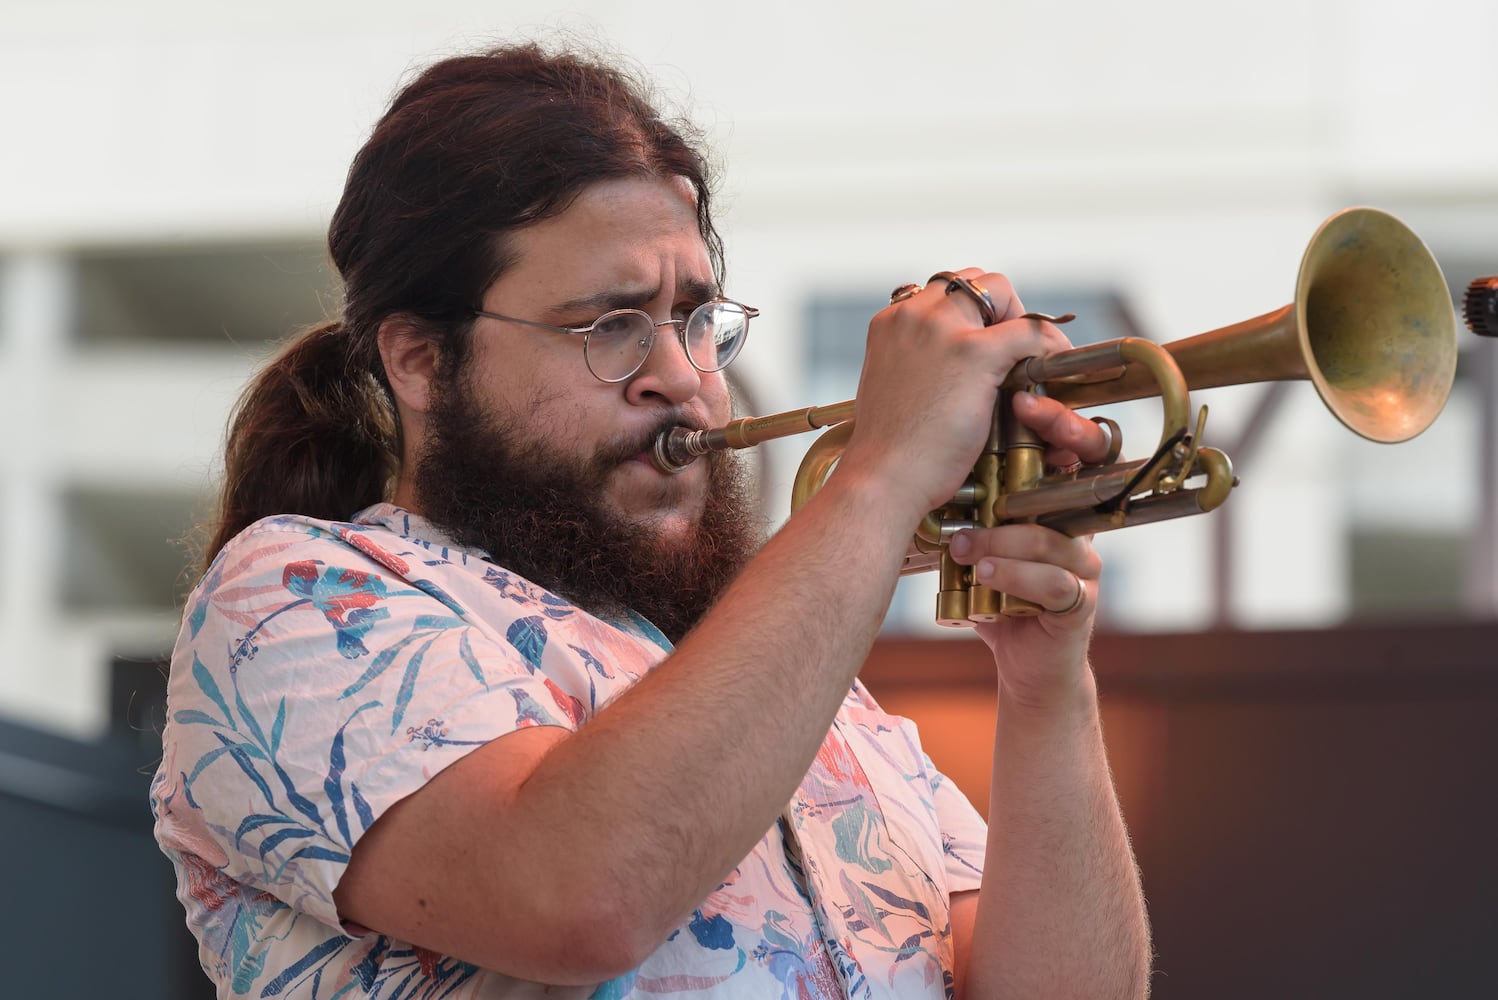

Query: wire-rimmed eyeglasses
472,298,757,383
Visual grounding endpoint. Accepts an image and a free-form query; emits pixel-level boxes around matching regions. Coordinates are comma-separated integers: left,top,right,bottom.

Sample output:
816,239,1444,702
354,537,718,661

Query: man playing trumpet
151,40,1151,999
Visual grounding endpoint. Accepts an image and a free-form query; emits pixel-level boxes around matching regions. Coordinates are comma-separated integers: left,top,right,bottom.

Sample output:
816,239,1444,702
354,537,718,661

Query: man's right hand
836,270,1082,525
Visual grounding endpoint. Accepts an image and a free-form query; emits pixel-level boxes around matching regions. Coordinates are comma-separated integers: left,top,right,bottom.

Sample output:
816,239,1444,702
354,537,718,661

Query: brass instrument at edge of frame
651,207,1460,628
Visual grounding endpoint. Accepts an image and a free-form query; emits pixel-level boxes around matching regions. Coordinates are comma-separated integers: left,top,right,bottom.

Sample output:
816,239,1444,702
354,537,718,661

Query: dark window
72,241,334,347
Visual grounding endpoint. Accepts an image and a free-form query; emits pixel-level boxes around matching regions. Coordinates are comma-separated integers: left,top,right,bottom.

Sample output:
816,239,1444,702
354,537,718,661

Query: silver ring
1051,572,1087,616
889,282,922,304
929,271,998,326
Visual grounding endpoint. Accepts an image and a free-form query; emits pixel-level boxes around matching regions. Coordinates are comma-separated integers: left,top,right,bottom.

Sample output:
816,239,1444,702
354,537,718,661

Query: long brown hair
201,41,724,572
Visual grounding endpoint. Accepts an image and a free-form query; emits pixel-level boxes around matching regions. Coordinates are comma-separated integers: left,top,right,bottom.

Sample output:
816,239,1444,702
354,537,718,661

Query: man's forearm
337,468,922,982
501,467,918,952
964,671,1152,999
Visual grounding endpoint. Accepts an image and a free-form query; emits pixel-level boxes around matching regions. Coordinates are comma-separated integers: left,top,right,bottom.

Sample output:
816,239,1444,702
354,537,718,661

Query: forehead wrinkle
552,273,720,316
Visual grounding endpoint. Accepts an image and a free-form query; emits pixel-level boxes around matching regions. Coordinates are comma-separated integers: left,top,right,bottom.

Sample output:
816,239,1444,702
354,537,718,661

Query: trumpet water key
651,207,1460,627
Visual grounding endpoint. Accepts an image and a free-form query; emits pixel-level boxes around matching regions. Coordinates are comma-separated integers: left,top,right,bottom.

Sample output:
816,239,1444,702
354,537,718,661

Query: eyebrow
552,276,722,316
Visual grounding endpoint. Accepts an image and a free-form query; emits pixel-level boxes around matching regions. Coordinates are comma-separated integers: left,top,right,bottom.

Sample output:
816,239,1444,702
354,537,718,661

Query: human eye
590,310,641,339
695,300,749,343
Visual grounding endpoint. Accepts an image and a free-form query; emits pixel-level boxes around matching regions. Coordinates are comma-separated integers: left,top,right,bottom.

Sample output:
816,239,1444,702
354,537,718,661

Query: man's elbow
495,885,676,986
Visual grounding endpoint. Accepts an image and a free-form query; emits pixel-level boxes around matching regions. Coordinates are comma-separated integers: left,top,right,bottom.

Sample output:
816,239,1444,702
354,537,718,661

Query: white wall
2,0,1495,735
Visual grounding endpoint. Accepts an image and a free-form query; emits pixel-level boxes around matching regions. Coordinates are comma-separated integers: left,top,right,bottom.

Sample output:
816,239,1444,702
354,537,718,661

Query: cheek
471,340,592,432
706,375,736,423
524,387,626,459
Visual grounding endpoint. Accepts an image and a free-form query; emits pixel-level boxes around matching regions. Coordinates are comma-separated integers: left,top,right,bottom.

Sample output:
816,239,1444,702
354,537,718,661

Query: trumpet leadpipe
652,400,856,473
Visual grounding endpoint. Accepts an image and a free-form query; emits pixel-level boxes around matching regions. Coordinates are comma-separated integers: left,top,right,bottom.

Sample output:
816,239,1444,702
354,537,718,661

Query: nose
624,321,702,406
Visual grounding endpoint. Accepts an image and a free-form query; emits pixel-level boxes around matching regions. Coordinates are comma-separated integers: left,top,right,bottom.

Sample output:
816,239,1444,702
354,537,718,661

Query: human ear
377,317,439,415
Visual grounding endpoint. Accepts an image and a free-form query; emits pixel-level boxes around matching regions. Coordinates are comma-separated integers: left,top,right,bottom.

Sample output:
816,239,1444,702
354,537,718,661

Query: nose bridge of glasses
591,303,742,381
644,314,702,372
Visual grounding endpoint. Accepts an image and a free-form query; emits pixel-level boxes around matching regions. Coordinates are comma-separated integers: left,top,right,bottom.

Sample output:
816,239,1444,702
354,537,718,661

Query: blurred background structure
1,1,1494,996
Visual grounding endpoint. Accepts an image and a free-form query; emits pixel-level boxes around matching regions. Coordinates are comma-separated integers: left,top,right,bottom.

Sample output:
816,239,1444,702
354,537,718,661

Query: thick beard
411,369,763,644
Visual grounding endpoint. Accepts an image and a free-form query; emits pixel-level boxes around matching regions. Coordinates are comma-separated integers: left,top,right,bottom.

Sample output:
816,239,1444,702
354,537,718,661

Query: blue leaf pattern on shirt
506,615,548,672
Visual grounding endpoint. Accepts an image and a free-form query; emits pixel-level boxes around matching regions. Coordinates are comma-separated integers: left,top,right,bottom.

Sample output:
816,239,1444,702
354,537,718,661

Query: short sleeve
929,749,987,895
841,681,987,897
152,516,622,930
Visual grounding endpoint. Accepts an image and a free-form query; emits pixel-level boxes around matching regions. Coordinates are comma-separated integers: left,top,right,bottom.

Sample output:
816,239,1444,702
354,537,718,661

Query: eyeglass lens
587,301,749,381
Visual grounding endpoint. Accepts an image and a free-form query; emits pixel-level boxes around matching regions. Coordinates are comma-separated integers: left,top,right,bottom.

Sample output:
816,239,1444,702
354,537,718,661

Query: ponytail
200,321,397,572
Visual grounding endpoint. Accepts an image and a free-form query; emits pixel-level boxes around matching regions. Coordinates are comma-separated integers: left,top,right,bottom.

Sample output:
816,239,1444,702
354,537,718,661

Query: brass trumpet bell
1039,207,1456,444
1294,208,1456,443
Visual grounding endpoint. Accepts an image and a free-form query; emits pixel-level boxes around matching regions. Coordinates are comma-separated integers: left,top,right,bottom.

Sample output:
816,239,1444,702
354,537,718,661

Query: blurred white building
2,0,1495,738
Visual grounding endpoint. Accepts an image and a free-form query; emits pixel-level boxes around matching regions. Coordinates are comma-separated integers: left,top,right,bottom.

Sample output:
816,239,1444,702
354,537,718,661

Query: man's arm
945,397,1152,998
335,273,1113,984
335,464,926,983
949,674,1151,1000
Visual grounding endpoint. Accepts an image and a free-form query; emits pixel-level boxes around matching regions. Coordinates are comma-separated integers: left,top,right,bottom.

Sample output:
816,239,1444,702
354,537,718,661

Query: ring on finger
928,270,998,326
889,282,922,304
1050,571,1087,616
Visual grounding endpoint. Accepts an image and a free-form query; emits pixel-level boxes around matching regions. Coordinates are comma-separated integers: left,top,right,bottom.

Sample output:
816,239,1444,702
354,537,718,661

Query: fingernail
949,532,971,558
975,559,994,582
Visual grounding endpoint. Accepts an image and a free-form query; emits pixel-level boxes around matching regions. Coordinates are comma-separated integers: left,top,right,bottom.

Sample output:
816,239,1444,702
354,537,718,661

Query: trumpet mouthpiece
1465,277,1498,338
651,427,704,474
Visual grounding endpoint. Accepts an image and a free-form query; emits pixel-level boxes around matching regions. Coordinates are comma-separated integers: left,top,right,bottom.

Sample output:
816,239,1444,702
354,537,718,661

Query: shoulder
210,510,420,574
192,507,485,614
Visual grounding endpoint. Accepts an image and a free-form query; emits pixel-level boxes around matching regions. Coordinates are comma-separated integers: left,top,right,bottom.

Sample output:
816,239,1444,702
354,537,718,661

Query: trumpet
652,207,1459,627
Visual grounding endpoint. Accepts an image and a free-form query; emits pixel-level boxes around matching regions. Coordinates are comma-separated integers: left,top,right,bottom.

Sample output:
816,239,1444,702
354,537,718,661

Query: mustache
589,409,704,472
413,373,761,642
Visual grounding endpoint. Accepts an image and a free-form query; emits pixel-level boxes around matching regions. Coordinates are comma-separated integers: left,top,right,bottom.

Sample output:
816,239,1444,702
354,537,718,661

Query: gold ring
889,282,922,304
1051,572,1087,616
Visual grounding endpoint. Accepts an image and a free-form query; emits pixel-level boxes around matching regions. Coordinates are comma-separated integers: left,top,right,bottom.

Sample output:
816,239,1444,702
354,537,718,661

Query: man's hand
836,270,1080,527
947,391,1109,709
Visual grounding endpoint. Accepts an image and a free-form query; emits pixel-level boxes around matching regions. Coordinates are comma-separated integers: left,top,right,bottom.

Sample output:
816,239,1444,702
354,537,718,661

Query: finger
1010,391,1111,465
910,269,1026,329
954,269,1024,326
903,284,1061,376
949,524,1100,618
984,308,1076,355
947,523,1100,579
972,556,1092,617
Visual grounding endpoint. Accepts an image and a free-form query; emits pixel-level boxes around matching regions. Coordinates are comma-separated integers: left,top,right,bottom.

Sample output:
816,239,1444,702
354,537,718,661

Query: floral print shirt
150,505,987,998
